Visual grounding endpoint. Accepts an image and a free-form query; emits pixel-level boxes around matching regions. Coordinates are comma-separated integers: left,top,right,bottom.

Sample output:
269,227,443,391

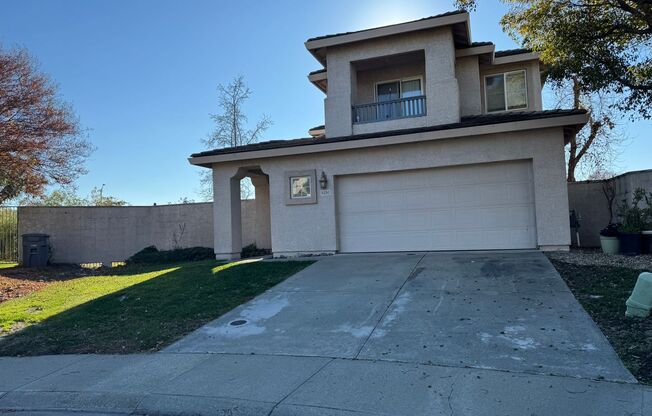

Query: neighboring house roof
308,69,326,75
308,124,326,137
306,10,467,42
191,109,586,158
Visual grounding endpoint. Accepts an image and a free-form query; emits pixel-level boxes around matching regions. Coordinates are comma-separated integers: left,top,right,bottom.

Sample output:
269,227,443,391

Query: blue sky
1,0,650,205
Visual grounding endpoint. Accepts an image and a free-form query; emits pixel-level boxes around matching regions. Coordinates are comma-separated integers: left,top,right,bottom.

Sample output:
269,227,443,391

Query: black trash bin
22,234,49,267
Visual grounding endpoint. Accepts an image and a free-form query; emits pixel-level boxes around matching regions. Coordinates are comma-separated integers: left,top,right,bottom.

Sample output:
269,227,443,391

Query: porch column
424,27,460,125
212,167,242,260
250,175,271,250
324,54,354,137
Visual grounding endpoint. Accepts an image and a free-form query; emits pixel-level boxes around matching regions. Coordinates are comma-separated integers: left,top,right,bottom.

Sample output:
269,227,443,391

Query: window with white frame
485,70,527,112
376,78,423,101
375,78,424,119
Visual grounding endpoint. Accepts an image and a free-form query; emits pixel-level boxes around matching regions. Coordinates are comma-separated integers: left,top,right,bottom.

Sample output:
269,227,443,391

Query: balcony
352,95,426,124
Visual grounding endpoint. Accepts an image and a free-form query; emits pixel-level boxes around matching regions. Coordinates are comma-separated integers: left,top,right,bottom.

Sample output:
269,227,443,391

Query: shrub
600,223,620,237
126,246,214,264
617,188,649,233
241,243,271,259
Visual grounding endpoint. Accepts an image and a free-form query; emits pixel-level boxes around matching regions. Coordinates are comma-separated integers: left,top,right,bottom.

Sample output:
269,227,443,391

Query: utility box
22,234,50,267
626,272,652,318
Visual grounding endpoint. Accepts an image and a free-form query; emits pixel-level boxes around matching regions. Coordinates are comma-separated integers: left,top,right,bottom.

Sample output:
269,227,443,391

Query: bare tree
552,78,626,181
198,76,271,200
602,179,617,223
0,46,93,203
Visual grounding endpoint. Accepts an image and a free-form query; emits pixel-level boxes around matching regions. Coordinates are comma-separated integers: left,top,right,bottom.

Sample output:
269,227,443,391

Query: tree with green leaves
20,185,127,206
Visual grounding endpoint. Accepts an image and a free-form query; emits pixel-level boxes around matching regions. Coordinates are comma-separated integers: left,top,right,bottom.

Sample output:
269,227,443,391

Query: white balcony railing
352,95,426,124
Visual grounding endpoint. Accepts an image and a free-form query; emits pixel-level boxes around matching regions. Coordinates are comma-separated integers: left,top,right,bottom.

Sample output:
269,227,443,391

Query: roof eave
493,52,540,65
305,11,470,53
455,44,495,58
308,70,328,93
189,112,588,167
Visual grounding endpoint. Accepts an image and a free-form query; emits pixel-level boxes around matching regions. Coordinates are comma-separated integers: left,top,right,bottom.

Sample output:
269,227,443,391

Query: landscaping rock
546,248,652,270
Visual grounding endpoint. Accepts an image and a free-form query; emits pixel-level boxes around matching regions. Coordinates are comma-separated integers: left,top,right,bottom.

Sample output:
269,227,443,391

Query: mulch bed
547,251,652,384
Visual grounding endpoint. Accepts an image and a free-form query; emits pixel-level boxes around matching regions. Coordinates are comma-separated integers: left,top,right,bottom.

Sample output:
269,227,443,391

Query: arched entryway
230,166,271,258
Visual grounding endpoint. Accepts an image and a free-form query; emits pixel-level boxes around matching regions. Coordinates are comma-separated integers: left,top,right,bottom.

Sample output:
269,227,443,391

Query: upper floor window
376,77,422,102
485,70,527,112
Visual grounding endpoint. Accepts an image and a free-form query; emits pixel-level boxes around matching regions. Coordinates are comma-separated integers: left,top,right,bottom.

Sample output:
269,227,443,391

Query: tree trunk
566,78,582,182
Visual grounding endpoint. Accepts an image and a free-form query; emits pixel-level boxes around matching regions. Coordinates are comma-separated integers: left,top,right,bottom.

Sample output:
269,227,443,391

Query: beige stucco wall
612,169,652,205
479,60,543,113
325,27,460,138
567,169,652,247
211,127,570,257
455,55,482,116
567,182,611,247
18,201,256,264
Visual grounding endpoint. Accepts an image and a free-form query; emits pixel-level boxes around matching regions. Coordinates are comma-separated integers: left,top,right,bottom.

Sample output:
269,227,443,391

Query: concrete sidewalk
0,353,649,415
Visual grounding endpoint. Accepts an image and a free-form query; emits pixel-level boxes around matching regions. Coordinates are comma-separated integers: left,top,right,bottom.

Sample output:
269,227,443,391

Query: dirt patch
0,276,50,303
0,265,106,303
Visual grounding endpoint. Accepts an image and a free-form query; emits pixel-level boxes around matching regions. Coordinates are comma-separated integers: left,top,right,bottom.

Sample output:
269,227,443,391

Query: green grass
0,262,18,269
0,259,312,356
550,259,652,385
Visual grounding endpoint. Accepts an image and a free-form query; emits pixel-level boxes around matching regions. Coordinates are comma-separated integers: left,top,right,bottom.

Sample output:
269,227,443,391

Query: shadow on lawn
0,259,312,356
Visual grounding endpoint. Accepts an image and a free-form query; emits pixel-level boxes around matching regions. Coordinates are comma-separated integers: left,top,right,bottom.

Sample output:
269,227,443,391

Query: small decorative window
285,170,317,205
485,70,528,112
290,176,312,199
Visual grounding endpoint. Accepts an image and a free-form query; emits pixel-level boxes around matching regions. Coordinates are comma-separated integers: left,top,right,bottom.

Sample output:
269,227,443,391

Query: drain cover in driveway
229,319,247,326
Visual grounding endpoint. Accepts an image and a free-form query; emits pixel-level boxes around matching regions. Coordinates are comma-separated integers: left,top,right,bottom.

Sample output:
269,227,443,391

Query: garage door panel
337,161,537,252
340,211,432,233
507,182,533,204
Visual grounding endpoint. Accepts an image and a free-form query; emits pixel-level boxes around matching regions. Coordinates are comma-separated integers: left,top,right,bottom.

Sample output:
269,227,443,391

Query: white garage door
336,160,537,252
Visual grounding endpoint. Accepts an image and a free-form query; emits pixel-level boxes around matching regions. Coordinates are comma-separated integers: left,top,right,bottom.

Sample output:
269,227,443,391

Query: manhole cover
229,319,247,326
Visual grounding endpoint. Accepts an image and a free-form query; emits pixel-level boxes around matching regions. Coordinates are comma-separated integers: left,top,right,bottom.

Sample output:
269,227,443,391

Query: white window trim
374,76,424,102
484,69,528,113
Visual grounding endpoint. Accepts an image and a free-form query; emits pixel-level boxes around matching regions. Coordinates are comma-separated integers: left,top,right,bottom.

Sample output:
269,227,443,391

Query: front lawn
0,262,17,269
550,259,652,384
0,259,312,355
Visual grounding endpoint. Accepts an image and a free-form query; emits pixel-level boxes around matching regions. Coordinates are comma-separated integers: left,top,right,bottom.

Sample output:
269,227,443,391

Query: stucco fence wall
568,169,652,247
17,201,256,265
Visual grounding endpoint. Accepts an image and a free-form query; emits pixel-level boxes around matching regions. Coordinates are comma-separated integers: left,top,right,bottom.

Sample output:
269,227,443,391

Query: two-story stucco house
190,11,588,259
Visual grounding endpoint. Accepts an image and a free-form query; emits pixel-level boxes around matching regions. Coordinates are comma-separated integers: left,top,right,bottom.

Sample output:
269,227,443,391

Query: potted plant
617,188,648,256
599,223,620,254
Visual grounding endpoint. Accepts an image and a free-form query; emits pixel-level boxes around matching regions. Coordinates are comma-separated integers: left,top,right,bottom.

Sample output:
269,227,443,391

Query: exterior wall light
319,171,328,189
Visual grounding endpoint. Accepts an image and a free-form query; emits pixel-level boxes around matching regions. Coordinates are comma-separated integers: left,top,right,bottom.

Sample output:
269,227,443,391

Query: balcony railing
352,95,426,124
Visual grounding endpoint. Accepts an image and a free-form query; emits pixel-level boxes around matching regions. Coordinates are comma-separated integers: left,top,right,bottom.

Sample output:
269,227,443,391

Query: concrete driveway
2,251,648,415
167,251,632,381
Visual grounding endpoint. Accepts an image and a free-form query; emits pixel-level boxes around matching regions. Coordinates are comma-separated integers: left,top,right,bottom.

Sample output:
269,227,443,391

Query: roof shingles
191,109,586,158
495,48,533,57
